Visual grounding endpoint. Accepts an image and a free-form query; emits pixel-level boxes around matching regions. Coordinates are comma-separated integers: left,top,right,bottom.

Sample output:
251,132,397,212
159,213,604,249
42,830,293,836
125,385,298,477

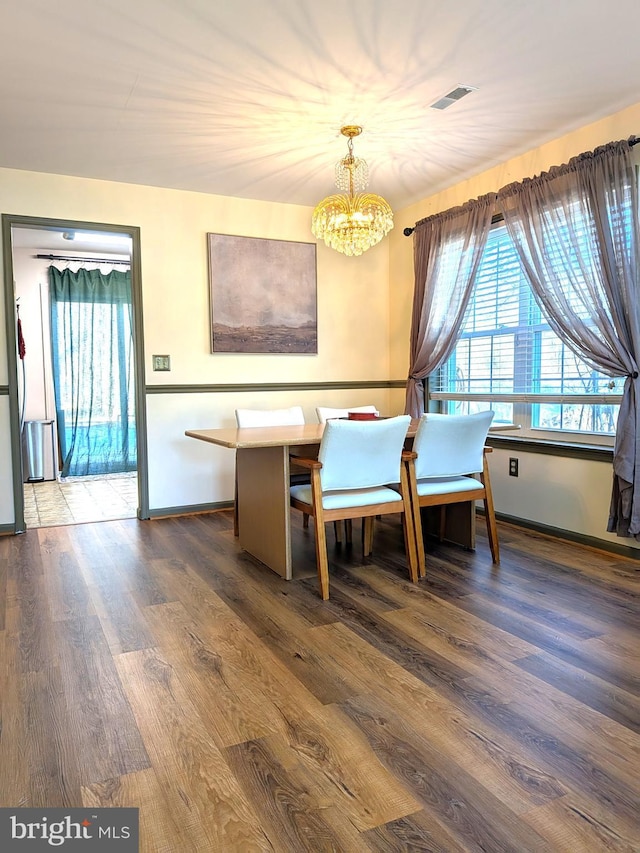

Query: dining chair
290,415,421,600
234,406,306,537
316,405,379,423
235,406,305,429
315,405,381,543
406,411,499,577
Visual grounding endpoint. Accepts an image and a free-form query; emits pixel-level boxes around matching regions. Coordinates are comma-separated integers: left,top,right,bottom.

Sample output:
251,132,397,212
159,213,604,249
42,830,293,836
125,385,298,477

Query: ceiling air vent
430,85,477,110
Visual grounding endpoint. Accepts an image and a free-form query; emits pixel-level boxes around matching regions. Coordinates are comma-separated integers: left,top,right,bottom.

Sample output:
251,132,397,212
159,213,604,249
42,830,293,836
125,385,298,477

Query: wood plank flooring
1,510,639,851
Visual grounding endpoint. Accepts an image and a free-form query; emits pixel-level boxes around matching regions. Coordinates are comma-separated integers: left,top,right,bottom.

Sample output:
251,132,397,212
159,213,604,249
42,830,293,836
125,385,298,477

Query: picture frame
208,233,317,354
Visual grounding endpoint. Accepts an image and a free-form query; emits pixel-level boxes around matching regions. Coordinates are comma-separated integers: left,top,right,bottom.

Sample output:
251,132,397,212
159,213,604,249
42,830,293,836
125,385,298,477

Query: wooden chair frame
291,451,422,600
405,446,499,579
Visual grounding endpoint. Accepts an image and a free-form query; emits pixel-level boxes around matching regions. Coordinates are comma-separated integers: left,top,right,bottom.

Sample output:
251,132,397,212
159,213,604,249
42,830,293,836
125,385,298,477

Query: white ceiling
10,227,132,255
2,0,640,214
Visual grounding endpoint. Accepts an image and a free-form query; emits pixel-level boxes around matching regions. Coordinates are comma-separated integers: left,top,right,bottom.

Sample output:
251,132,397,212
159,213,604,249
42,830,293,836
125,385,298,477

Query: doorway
2,214,149,531
23,474,139,527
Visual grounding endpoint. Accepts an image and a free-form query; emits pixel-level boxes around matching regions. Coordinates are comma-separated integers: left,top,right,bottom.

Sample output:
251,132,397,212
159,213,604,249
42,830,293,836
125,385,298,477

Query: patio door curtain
496,138,640,538
50,266,136,477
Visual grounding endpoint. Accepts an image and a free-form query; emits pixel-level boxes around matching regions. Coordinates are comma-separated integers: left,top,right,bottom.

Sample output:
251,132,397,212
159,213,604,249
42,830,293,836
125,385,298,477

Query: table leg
236,445,292,579
420,501,475,549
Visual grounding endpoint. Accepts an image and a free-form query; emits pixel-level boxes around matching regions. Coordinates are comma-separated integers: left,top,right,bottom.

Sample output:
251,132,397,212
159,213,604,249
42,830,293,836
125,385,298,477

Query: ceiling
3,0,640,214
10,227,132,255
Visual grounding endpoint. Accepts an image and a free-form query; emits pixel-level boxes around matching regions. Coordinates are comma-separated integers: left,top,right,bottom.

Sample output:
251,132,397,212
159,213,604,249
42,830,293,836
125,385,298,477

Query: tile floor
23,472,138,528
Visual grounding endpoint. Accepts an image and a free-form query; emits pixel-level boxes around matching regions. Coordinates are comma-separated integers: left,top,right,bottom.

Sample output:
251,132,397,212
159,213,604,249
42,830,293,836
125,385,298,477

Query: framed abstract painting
208,233,317,354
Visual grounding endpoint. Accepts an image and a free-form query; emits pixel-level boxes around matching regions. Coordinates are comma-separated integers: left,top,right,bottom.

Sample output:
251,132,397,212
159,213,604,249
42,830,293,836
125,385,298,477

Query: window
431,223,623,444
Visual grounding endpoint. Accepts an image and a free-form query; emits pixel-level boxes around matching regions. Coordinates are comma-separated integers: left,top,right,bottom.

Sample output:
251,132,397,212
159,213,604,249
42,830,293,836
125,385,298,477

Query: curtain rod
402,136,640,236
35,253,130,265
403,213,503,237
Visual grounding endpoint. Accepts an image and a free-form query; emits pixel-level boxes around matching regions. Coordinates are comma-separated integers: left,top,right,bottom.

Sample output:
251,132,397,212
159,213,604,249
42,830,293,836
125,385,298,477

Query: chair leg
482,455,500,563
401,515,419,583
400,462,420,583
331,520,351,543
406,460,426,579
344,519,353,545
303,513,309,529
312,518,330,600
362,517,375,556
309,467,330,600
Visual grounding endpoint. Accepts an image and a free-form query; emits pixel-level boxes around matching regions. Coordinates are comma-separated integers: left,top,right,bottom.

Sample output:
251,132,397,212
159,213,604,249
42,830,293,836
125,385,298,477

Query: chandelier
311,125,393,257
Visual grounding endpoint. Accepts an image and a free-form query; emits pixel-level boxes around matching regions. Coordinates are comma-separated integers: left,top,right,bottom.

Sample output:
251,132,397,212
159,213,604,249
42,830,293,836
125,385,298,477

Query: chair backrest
412,411,494,480
235,406,305,428
318,415,411,491
316,405,379,423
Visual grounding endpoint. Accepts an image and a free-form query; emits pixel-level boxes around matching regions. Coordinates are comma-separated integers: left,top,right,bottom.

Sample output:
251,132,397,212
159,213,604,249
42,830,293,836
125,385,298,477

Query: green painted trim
148,500,233,518
486,435,613,463
0,523,17,536
145,380,407,394
129,227,150,520
494,510,640,560
2,214,25,532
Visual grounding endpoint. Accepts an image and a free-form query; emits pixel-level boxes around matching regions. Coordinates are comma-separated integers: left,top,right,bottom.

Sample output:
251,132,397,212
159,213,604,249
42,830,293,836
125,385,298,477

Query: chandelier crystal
312,126,393,256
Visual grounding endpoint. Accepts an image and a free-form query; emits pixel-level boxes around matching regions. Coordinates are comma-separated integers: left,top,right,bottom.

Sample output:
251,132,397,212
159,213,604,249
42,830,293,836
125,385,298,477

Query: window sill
486,433,613,462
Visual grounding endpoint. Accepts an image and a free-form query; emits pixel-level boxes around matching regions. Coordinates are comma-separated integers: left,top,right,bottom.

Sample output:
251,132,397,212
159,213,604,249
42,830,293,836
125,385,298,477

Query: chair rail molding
145,380,407,394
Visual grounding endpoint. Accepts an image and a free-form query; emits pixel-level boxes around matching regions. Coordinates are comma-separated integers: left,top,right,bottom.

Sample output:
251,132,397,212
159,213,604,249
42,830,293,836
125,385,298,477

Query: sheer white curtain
405,194,496,417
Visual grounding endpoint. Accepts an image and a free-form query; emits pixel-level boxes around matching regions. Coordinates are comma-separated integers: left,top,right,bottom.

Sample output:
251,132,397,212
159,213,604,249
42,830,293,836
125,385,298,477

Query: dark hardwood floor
1,509,639,851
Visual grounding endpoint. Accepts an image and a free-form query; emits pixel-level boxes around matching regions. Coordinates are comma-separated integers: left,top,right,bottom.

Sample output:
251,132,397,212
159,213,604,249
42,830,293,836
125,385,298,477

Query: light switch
152,354,171,371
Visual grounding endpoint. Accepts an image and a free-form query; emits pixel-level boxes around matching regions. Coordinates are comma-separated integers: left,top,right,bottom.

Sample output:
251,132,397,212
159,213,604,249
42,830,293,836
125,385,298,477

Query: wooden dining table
186,422,335,579
185,418,486,580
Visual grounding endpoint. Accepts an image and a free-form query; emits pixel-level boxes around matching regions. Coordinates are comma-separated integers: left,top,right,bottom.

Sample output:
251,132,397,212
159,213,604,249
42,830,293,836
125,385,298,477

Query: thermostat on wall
152,354,171,371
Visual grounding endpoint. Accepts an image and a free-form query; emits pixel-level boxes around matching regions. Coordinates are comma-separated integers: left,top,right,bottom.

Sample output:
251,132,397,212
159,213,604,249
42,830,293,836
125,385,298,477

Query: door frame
2,213,149,531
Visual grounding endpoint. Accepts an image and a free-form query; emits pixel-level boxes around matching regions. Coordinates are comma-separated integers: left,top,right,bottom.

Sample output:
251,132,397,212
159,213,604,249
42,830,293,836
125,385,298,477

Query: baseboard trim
147,500,233,519
491,510,640,560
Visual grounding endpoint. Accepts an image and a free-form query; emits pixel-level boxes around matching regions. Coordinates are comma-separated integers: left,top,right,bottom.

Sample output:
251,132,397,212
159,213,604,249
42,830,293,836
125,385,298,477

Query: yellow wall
0,168,392,384
0,167,396,517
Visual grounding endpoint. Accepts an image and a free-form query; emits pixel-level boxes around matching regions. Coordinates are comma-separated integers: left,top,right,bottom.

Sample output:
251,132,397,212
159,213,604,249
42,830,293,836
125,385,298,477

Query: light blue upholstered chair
315,405,381,542
407,411,499,577
234,406,306,536
290,415,420,600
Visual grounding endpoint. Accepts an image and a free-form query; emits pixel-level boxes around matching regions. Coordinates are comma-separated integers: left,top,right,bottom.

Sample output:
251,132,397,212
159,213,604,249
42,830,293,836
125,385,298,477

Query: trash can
24,420,47,482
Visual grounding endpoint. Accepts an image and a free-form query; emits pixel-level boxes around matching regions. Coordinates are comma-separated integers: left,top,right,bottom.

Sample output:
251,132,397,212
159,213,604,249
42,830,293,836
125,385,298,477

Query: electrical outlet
509,457,519,477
